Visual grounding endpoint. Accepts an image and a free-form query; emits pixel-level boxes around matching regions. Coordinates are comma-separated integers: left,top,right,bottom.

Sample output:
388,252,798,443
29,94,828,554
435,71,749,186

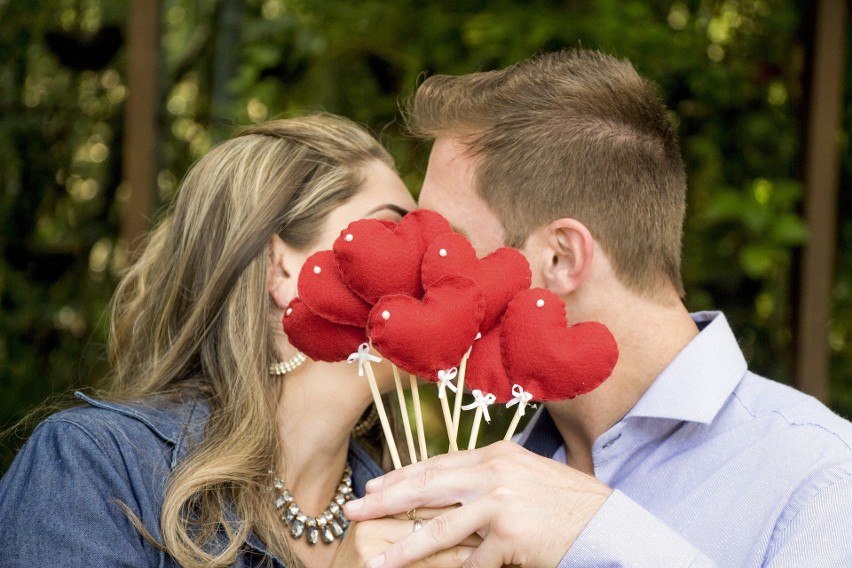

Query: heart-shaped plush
501,288,618,400
404,209,455,240
421,233,531,333
298,250,372,327
465,325,516,403
282,298,367,362
333,210,452,304
367,274,485,380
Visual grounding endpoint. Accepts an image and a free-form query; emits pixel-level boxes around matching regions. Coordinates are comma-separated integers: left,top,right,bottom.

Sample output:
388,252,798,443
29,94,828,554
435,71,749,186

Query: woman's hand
332,507,481,568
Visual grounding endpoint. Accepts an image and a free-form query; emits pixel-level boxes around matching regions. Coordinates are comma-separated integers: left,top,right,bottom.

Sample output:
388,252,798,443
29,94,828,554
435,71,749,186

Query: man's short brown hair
407,49,687,297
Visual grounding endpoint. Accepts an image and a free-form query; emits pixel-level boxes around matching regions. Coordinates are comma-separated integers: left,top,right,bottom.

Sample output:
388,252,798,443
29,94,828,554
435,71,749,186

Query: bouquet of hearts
284,210,619,469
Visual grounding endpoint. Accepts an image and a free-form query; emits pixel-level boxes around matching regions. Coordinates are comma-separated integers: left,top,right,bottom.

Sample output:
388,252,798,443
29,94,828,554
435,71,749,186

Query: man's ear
540,218,595,297
267,234,301,310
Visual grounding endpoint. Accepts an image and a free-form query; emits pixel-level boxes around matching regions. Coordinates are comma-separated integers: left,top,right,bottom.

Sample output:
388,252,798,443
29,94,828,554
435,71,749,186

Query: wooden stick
409,373,428,460
467,407,484,450
363,361,402,470
439,392,458,452
393,365,417,464
463,390,495,450
503,402,527,441
451,347,472,442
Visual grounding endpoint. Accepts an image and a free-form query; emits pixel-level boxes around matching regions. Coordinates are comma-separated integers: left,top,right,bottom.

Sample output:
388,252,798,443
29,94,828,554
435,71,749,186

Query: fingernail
344,498,363,513
366,554,386,568
365,477,383,491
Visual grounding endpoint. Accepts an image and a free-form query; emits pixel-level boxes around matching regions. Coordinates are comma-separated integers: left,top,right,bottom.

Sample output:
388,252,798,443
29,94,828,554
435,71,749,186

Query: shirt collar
522,311,748,457
626,311,747,424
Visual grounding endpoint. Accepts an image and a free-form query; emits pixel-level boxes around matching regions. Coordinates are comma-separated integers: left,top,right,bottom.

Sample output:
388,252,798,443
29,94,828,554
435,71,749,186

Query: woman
0,114,469,567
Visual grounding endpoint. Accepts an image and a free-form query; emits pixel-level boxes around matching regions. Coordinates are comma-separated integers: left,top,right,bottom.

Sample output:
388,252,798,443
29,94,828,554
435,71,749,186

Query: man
344,49,852,567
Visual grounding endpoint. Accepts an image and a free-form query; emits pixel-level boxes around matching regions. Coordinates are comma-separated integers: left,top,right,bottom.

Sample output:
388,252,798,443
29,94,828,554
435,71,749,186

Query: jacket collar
75,390,384,485
76,390,384,564
75,391,209,466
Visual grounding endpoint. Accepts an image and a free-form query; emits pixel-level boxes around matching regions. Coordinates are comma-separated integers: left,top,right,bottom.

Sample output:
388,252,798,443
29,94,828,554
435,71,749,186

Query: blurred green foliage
2,0,850,472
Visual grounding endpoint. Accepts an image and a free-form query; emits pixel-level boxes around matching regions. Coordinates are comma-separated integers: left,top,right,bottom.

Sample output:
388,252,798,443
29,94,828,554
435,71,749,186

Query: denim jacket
0,392,384,567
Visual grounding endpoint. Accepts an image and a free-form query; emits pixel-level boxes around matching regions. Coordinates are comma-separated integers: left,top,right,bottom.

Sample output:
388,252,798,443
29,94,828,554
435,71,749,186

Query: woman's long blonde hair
105,114,395,567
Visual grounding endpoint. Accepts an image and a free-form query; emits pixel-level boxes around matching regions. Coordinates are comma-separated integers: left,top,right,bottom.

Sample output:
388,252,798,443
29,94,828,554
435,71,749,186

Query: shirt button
601,432,623,449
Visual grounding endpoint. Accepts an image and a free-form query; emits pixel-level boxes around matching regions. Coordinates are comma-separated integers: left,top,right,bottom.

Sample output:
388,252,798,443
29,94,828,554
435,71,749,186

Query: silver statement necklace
272,465,354,545
269,351,352,545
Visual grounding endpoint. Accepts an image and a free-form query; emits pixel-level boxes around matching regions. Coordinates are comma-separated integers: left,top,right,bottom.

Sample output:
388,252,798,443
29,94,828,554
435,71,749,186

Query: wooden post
795,0,848,401
120,0,161,260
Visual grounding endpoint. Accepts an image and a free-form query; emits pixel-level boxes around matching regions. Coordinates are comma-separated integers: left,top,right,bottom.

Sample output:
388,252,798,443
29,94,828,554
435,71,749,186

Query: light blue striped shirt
519,311,852,567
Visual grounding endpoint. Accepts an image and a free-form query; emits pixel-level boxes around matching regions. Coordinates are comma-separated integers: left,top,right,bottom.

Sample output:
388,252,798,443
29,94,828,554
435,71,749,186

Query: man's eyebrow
368,204,409,217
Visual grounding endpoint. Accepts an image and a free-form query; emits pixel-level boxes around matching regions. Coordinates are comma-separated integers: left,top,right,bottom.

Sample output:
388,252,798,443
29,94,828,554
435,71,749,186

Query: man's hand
344,440,612,568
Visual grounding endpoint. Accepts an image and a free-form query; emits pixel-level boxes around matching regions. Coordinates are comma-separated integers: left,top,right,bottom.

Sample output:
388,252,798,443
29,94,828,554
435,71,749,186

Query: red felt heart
367,274,485,380
500,288,618,401
405,209,454,241
298,250,372,327
421,233,531,333
333,210,452,304
465,325,515,403
282,298,367,362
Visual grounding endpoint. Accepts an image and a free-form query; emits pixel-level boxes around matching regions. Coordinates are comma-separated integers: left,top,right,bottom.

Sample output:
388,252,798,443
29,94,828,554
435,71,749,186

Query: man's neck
545,291,699,474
